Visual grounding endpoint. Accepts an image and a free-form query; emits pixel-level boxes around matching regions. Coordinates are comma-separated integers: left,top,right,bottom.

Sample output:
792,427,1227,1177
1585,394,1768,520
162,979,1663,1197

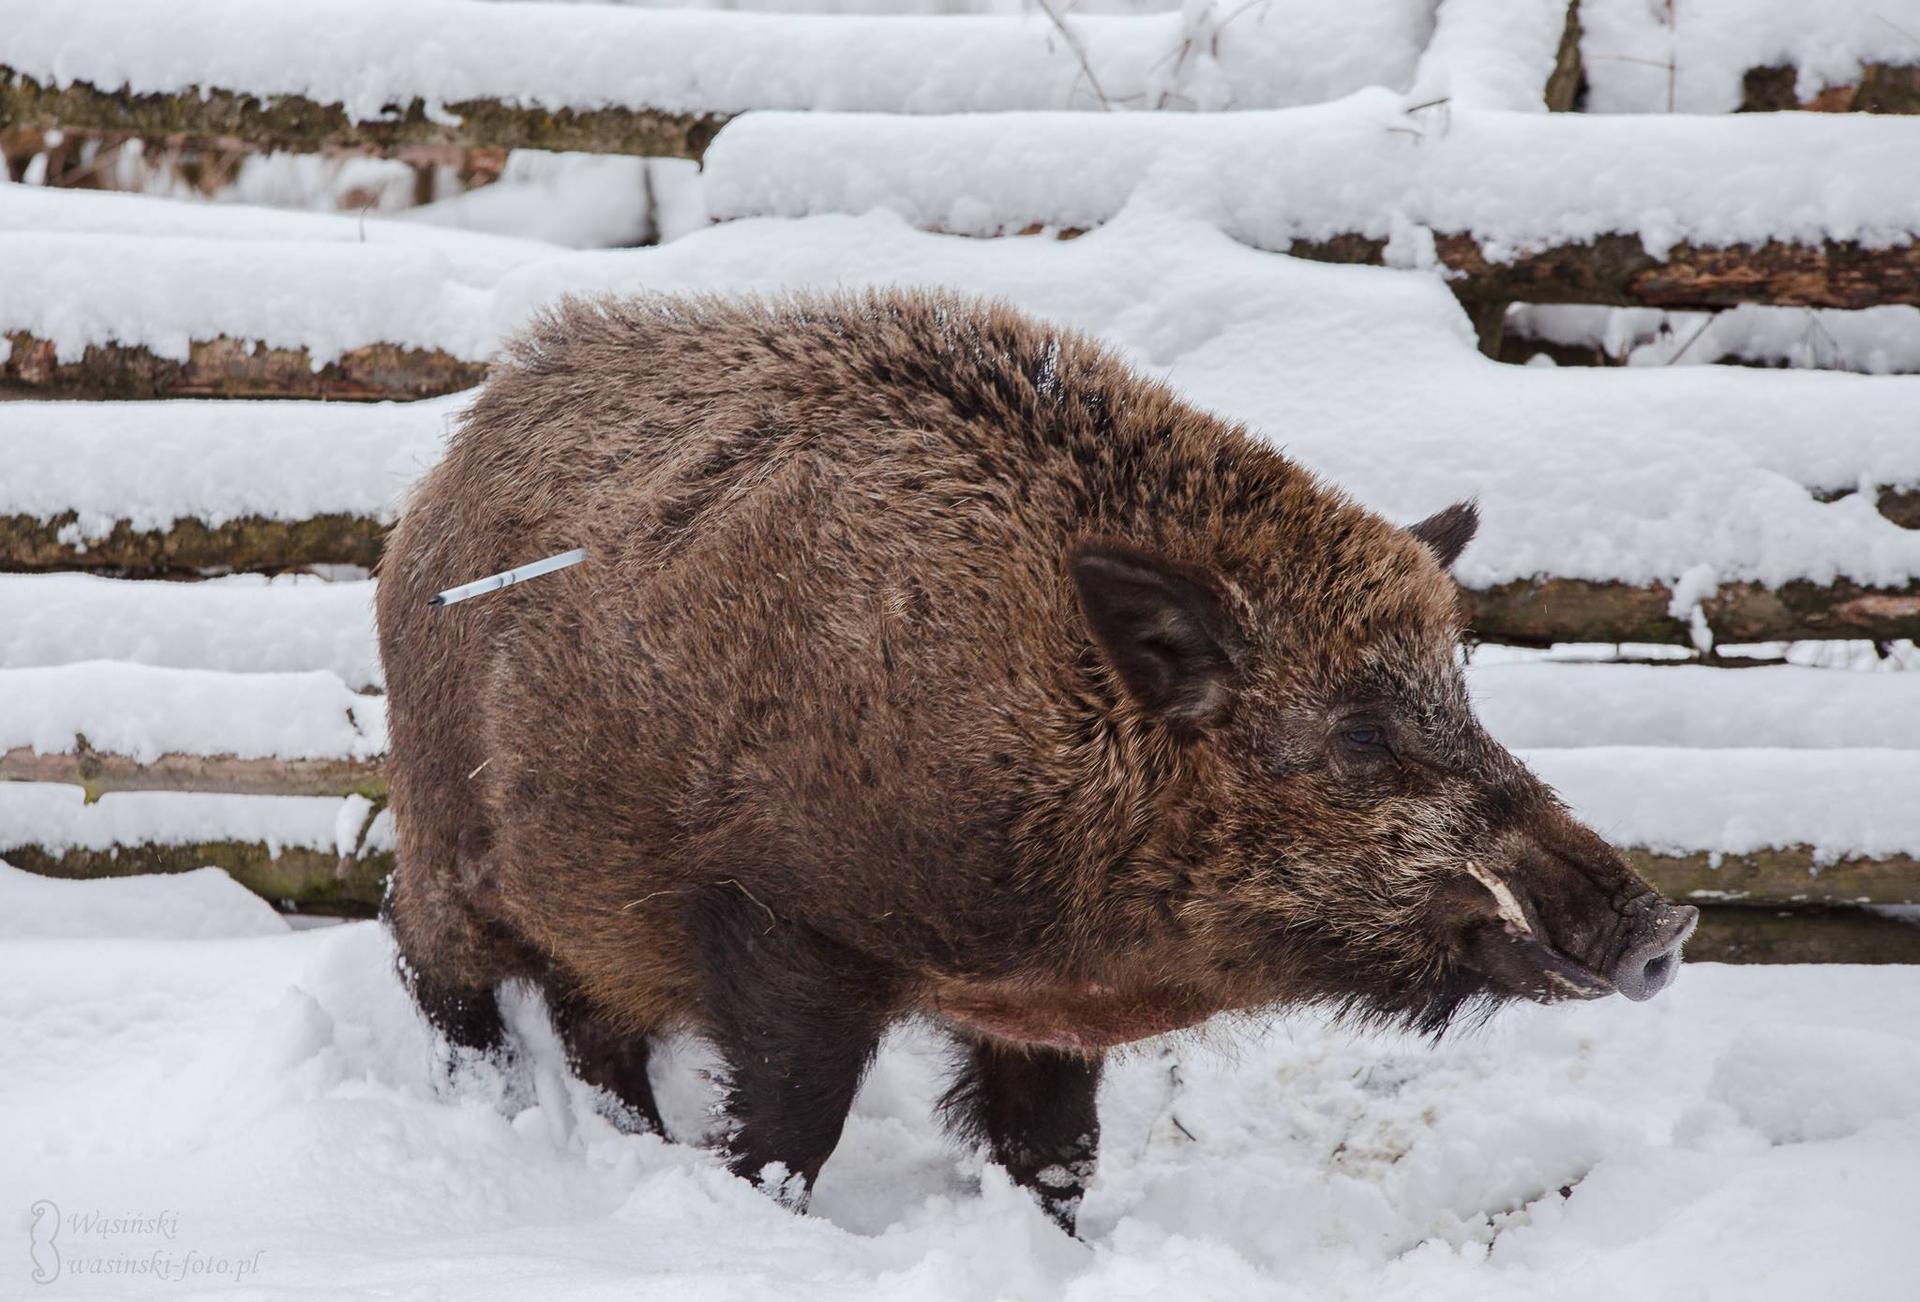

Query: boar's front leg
687,883,897,1207
942,1040,1103,1234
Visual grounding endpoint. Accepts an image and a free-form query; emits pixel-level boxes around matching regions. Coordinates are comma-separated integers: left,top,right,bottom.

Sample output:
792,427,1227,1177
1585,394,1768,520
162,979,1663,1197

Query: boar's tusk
1465,861,1534,938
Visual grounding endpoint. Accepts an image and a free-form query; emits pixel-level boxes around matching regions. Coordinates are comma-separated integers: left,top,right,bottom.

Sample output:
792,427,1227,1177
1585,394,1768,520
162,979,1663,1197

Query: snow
2,231,506,366
0,784,374,856
1581,0,1920,114
399,156,703,249
1468,662,1920,749
3,891,1916,1299
0,397,458,539
0,663,383,763
1524,747,1920,861
1510,303,1920,375
0,179,557,268
0,574,381,689
1407,0,1572,110
703,94,1920,255
0,860,286,939
4,0,1432,118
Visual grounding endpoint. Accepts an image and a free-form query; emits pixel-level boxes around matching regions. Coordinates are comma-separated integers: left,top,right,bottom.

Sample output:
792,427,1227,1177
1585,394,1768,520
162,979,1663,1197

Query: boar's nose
1611,902,1699,1001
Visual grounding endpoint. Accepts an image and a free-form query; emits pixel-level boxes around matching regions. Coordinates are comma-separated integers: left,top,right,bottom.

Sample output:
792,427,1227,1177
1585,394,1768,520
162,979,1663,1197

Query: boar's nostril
1611,903,1699,1002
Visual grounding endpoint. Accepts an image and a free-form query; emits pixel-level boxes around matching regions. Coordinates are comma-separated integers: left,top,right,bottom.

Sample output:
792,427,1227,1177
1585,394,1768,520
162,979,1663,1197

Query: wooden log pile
3,0,1918,964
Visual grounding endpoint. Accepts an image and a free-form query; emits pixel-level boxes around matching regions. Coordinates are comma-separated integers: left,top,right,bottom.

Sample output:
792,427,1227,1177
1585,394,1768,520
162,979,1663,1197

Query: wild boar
375,291,1696,1230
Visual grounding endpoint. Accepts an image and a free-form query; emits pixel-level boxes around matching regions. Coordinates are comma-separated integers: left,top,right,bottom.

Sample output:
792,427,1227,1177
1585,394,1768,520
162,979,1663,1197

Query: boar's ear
1070,541,1238,731
1407,500,1479,571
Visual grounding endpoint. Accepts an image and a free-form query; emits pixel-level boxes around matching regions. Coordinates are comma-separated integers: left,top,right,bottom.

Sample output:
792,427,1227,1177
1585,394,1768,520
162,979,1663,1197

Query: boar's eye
1337,722,1395,762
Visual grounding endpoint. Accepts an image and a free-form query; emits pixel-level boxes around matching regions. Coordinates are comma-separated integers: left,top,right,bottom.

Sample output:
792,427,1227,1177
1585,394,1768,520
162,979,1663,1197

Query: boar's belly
930,980,1214,1052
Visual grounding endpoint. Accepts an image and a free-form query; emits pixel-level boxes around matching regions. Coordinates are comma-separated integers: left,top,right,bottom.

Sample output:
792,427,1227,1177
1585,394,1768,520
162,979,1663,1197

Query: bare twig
1035,0,1114,110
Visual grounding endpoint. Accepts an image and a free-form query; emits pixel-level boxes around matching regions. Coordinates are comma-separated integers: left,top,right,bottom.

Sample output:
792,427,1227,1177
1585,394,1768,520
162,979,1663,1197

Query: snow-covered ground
5,866,1915,1300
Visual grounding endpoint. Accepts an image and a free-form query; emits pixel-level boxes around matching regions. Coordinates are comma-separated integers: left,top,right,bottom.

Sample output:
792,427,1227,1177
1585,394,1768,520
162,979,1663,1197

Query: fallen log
1629,849,1920,909
1464,576,1920,646
3,841,392,916
1,331,485,401
0,511,385,576
0,71,728,162
0,748,386,801
1287,233,1920,312
1686,905,1920,964
1742,64,1920,114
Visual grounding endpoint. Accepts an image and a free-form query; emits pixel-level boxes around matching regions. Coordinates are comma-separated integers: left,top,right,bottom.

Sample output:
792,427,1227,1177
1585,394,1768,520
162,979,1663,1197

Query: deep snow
4,867,1914,1300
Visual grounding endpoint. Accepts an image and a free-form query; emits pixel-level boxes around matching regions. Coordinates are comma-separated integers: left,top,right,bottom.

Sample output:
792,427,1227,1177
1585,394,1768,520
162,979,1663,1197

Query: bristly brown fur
375,290,1670,1224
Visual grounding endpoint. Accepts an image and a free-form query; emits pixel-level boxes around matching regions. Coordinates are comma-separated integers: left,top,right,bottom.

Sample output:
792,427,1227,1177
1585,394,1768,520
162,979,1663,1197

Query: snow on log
0,784,391,914
1582,0,1920,114
1466,662,1920,750
0,663,386,799
0,0,1430,158
1408,0,1582,112
704,97,1920,310
0,397,452,573
0,574,382,687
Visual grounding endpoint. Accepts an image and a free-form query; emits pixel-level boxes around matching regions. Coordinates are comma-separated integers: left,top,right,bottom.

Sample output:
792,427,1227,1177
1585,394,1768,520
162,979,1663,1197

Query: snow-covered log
0,785,390,914
1581,0,1920,114
0,0,1432,158
0,574,382,687
704,98,1920,311
0,664,386,798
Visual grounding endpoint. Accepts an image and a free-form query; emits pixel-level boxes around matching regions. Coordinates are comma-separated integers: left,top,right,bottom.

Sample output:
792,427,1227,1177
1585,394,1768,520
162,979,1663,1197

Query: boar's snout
1449,791,1698,1006
1611,898,1698,1001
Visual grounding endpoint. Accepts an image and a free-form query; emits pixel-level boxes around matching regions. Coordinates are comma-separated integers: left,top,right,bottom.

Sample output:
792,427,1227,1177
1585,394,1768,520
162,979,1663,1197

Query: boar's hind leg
544,977,665,1136
687,883,898,1208
941,1040,1103,1234
385,825,539,1059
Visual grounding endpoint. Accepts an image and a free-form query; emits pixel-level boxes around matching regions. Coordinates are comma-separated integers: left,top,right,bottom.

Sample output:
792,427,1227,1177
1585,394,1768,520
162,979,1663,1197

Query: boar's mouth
1456,863,1700,1005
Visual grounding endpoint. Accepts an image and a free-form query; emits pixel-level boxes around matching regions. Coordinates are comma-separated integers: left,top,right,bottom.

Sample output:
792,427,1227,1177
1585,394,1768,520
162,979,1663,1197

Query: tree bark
1688,905,1920,964
1287,233,1920,310
0,511,386,576
1742,64,1920,114
2,332,485,401
0,70,727,161
2,841,392,915
0,748,386,800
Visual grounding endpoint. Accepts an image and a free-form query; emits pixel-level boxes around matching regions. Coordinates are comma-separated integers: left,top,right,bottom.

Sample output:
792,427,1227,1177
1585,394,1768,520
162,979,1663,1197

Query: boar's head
1070,499,1697,1034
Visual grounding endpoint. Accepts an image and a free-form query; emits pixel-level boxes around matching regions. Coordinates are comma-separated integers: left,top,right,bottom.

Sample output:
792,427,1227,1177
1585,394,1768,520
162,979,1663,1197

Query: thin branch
1035,0,1114,110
